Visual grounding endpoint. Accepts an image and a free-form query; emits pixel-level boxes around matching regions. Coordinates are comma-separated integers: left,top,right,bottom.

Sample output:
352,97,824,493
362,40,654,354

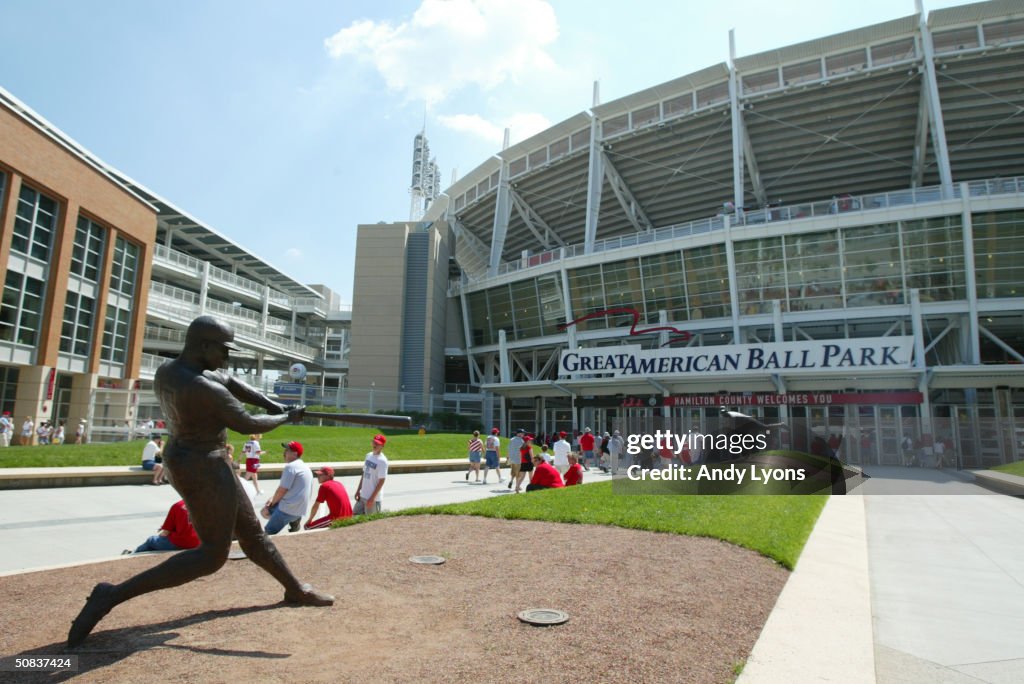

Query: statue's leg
231,472,333,606
68,451,236,647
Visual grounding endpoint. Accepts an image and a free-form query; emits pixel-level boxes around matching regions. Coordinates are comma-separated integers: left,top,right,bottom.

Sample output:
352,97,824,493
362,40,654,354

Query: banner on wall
618,391,924,407
559,336,915,378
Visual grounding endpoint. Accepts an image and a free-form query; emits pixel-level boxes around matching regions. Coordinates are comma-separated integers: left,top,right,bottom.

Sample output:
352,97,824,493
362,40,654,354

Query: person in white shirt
482,427,504,484
261,441,313,535
21,416,34,446
354,434,389,514
141,435,165,485
0,411,13,447
552,431,572,475
608,430,625,475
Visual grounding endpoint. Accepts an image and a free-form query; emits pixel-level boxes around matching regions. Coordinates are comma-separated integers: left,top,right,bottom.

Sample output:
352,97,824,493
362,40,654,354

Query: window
100,304,131,364
0,366,18,416
742,70,780,95
528,148,547,170
696,82,729,108
901,217,964,302
602,114,629,138
13,184,58,262
72,215,107,282
663,93,693,118
109,237,139,297
537,275,565,336
871,39,915,66
568,265,606,330
0,270,45,346
782,60,822,86
509,280,542,340
784,231,842,311
734,237,785,314
973,210,1024,299
570,129,590,153
60,291,96,357
684,244,730,319
640,252,687,323
100,237,140,365
842,224,903,307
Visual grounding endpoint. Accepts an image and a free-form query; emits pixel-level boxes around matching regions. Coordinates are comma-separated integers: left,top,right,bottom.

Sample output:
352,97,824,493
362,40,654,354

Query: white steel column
487,129,513,277
724,215,741,342
960,182,981,364
199,261,210,316
498,329,511,384
917,2,954,198
728,29,745,211
560,267,576,351
910,288,933,435
584,81,603,254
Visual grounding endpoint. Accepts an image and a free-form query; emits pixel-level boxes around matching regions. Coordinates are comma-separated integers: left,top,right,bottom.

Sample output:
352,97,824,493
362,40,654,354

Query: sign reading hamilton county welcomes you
558,336,915,378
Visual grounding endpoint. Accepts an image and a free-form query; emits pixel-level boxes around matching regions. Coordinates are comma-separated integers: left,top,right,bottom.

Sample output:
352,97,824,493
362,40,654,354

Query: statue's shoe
284,583,334,606
68,582,117,648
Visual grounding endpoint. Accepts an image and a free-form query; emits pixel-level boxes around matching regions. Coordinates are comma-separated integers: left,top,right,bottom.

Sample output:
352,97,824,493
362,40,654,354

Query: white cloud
324,0,559,105
437,111,552,146
284,248,302,260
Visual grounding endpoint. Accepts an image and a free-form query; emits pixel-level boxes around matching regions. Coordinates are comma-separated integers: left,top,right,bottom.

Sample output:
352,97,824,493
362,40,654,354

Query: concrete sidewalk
741,467,1024,683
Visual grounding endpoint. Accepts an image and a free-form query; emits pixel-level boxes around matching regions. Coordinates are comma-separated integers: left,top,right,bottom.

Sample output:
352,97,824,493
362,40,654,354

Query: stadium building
350,1,1024,467
0,88,351,441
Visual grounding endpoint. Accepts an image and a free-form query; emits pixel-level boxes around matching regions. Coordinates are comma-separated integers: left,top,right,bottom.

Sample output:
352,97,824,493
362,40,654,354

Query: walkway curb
0,459,474,490
738,495,875,683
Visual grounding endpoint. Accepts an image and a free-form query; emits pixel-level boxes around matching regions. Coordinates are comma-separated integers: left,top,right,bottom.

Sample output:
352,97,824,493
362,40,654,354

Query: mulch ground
0,515,788,683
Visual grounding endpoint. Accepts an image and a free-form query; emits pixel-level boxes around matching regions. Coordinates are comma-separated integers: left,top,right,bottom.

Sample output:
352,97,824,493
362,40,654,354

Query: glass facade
460,212,1021,345
0,271,45,346
974,210,1024,298
100,237,140,365
60,216,107,358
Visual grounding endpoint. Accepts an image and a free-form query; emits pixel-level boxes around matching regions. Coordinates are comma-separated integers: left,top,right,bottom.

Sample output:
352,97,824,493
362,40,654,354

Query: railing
153,244,202,275
449,175,1024,296
207,266,264,297
143,325,186,345
205,298,262,324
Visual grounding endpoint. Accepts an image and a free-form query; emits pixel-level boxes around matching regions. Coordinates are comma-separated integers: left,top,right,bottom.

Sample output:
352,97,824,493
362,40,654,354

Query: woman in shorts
466,430,483,482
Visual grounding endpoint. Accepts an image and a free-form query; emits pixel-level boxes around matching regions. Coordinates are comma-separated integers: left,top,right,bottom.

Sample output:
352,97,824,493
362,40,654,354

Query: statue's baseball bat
303,411,412,429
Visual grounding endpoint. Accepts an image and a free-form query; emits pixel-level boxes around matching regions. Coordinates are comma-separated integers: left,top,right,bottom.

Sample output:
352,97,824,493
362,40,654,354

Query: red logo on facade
559,307,692,346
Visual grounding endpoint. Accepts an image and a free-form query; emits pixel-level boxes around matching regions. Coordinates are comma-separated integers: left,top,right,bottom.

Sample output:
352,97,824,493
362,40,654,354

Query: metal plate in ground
517,608,569,626
228,549,247,560
409,555,446,565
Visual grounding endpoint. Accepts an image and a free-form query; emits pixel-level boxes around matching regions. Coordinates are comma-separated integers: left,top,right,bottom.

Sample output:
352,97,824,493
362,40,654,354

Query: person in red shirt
564,453,584,486
304,466,353,530
126,500,200,554
526,454,565,491
514,434,535,493
579,427,596,470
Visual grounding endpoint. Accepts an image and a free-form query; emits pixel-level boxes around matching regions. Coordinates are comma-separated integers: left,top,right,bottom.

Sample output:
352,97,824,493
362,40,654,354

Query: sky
0,0,976,304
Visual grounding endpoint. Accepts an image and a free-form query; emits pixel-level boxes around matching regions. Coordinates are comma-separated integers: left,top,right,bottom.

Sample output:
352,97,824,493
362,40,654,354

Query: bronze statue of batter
68,316,333,647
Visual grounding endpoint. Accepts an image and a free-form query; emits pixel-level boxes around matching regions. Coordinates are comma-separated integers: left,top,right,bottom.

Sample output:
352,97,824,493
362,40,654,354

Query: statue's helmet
185,316,241,351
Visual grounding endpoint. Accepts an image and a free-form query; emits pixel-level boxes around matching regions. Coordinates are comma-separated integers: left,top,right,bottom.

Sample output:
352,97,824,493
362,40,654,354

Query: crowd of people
461,426,627,493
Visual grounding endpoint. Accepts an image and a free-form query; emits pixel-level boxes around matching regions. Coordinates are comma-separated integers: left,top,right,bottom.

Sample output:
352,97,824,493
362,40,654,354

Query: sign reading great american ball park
558,336,915,378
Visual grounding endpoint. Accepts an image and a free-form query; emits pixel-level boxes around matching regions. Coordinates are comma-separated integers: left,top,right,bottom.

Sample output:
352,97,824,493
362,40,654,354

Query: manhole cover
228,549,247,560
409,555,446,565
517,608,569,626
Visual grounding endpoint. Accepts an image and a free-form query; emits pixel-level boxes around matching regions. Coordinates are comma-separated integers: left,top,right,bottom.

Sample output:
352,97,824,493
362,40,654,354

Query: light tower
409,130,440,221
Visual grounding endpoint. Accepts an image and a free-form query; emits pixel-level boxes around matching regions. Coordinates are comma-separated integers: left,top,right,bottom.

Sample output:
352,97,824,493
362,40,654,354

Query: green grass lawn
993,460,1024,477
0,426,514,468
334,481,827,569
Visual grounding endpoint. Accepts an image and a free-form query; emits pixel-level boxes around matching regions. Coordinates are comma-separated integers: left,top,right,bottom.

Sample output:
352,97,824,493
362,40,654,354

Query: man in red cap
304,466,353,530
261,441,313,535
354,434,388,514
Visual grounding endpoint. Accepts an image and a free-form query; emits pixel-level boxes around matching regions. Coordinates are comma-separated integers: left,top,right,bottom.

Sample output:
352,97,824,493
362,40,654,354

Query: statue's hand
287,405,306,423
266,401,287,416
